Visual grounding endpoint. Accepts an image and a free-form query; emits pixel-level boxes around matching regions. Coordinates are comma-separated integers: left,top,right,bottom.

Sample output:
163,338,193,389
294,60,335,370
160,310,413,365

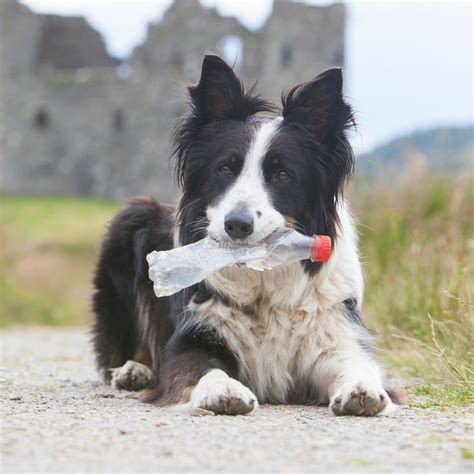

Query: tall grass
0,196,119,325
351,170,473,388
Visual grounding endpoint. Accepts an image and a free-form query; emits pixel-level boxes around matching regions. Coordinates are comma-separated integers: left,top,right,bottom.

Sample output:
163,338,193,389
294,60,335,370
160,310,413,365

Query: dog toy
147,228,331,297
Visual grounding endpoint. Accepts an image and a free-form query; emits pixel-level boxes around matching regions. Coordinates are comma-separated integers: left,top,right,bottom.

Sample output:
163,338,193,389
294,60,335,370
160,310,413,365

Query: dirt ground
1,327,472,473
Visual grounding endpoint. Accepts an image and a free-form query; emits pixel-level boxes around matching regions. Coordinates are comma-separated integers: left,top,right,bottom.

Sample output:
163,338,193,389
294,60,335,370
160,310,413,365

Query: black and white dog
92,55,396,416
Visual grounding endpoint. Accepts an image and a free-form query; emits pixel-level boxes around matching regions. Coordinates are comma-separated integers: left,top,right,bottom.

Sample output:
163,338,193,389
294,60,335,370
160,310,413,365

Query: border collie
92,54,396,416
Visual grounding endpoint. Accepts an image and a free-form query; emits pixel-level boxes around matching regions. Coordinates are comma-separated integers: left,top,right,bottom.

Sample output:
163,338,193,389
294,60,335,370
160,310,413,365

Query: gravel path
1,327,472,473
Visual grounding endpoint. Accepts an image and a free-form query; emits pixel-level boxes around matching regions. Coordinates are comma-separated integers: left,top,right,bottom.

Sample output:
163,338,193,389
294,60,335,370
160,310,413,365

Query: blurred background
0,0,472,403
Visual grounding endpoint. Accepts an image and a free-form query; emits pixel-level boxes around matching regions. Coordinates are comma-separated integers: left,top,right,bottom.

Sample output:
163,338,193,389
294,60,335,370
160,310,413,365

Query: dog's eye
276,170,290,182
218,165,233,177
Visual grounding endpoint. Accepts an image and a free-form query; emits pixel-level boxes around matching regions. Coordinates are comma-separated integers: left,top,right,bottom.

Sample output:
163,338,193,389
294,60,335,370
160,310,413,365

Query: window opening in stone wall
33,107,50,131
170,51,184,69
113,109,125,132
281,44,293,70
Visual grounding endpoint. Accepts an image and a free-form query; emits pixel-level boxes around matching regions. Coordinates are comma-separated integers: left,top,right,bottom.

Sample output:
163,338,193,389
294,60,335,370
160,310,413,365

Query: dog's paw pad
330,384,390,416
190,369,258,415
111,360,155,391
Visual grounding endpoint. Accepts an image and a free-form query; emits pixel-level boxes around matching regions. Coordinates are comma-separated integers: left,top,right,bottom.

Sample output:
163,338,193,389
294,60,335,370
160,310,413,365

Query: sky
22,0,473,152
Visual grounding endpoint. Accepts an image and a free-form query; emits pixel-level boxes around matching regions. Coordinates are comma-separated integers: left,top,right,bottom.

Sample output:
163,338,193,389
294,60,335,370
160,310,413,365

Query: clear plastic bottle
147,228,331,298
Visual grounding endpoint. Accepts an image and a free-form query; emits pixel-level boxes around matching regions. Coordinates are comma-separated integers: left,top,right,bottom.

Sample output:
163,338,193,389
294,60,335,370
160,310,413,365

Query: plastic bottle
147,228,331,298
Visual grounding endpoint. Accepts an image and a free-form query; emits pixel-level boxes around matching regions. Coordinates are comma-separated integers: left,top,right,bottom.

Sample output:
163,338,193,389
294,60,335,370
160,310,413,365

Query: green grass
1,172,473,407
1,195,119,243
409,384,472,409
1,196,119,326
461,448,474,460
351,171,473,402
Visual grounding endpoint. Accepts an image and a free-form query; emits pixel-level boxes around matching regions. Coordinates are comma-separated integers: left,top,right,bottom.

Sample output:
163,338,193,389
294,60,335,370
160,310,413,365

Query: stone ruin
0,0,345,200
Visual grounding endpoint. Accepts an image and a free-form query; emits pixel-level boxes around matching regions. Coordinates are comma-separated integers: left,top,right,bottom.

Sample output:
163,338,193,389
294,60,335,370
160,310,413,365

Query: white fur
189,119,392,415
206,118,285,244
182,369,258,415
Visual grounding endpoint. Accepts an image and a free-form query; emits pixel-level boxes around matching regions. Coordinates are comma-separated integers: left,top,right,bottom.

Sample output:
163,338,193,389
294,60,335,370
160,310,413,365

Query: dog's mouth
207,233,256,248
207,229,286,248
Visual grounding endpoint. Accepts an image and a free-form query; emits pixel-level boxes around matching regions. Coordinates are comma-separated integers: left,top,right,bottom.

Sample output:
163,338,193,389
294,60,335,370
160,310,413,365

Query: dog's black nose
224,209,254,239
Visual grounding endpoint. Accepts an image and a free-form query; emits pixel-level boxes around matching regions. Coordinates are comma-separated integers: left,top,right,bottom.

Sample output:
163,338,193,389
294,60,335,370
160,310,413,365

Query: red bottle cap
310,235,332,262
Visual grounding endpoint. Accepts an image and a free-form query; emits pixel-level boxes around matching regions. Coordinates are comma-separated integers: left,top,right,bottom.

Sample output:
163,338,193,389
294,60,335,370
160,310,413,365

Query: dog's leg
145,323,258,415
91,197,174,384
312,305,394,416
111,350,156,391
315,344,394,416
185,369,258,415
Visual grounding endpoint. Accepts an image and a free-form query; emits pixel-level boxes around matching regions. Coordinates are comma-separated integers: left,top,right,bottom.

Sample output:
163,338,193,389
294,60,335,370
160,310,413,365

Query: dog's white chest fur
188,204,367,403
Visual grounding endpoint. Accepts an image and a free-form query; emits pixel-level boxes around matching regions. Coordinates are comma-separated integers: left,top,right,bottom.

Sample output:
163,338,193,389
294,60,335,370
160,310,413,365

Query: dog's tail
140,388,161,403
386,387,407,405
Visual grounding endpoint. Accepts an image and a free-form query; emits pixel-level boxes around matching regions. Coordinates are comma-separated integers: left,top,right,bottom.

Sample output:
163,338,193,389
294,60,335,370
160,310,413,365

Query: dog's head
173,55,354,270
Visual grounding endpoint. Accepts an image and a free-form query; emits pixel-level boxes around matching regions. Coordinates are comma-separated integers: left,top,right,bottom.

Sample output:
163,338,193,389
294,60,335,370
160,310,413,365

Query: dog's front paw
189,369,258,415
111,360,155,391
330,382,392,416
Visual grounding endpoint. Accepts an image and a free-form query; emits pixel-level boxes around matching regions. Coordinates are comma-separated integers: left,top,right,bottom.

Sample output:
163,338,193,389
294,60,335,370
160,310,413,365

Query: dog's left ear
282,68,354,144
189,54,271,123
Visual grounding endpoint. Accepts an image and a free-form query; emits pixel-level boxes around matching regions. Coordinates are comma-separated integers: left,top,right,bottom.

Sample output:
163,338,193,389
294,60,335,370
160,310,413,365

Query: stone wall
0,0,345,201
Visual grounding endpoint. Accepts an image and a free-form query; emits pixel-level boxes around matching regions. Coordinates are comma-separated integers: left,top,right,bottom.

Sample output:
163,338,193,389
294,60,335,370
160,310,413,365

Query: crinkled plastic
147,228,331,298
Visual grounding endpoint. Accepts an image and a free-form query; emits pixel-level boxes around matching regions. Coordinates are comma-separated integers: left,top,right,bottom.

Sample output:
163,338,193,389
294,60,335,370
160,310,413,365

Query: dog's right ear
189,54,271,123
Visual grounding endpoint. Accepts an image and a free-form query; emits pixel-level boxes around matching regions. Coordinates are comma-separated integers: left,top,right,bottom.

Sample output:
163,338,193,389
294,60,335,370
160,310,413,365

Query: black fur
172,57,355,278
343,297,363,326
279,68,355,273
149,319,240,405
91,196,174,378
91,201,243,399
172,55,276,246
91,54,359,406
342,297,373,351
192,283,256,318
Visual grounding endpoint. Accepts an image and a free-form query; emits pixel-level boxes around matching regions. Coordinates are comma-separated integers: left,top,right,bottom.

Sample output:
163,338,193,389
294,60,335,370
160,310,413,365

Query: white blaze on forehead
222,117,281,205
241,118,282,180
206,117,285,243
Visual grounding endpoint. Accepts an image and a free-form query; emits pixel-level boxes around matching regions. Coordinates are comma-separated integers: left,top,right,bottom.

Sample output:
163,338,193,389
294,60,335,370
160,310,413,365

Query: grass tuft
410,383,473,408
351,171,473,396
461,448,474,460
